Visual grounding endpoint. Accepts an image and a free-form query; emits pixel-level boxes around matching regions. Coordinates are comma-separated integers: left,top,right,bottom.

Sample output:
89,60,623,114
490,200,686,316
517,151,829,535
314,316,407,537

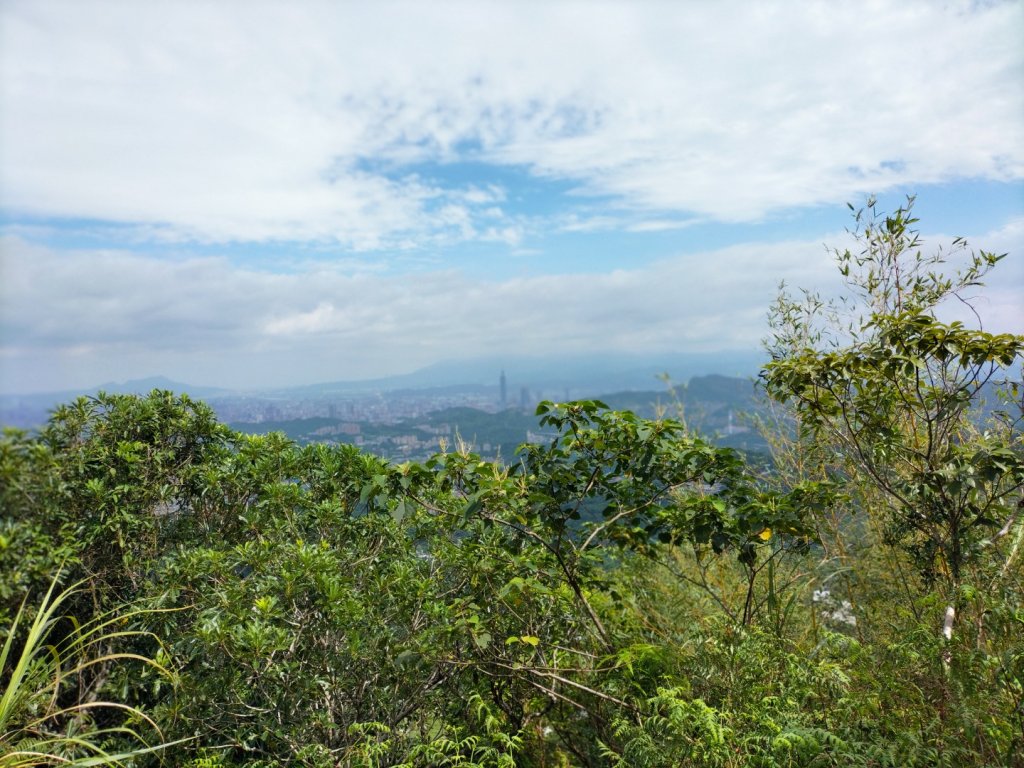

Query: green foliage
0,429,77,629
764,196,1024,594
0,572,175,766
1,200,1022,766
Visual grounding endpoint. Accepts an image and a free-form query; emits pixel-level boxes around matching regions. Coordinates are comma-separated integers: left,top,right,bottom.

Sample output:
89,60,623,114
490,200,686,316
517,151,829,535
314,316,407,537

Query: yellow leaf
521,635,540,646
758,528,772,541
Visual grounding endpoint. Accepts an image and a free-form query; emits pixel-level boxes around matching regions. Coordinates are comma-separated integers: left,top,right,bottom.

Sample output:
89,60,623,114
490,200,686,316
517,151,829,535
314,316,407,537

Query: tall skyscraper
499,370,507,408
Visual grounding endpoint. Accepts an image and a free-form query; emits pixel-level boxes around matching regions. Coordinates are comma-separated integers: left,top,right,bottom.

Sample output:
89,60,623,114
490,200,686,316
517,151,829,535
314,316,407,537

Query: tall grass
0,573,176,767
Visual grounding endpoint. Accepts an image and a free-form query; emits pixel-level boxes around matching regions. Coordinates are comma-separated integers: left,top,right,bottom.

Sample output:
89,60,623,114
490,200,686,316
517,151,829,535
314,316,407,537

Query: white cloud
2,1,1021,393
930,216,1024,333
0,230,872,391
5,207,1020,393
1,0,1021,245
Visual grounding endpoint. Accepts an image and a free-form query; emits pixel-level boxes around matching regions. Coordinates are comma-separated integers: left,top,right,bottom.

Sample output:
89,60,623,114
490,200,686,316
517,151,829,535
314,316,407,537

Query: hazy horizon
2,1,1022,394
0,348,767,398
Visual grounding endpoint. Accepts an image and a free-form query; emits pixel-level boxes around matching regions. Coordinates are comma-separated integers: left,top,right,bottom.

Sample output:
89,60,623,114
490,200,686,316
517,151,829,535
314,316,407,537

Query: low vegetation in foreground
2,200,1023,766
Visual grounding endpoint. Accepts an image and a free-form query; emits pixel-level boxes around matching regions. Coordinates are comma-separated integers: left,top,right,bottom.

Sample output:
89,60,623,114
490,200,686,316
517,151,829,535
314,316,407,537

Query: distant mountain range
0,351,765,429
268,351,764,396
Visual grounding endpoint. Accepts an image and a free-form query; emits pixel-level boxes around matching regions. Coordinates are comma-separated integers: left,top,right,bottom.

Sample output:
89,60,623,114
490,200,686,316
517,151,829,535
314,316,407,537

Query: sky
1,0,1022,394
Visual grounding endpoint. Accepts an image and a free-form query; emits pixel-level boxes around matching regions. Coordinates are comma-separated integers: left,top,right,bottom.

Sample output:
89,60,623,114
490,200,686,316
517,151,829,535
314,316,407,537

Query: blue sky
1,0,1022,393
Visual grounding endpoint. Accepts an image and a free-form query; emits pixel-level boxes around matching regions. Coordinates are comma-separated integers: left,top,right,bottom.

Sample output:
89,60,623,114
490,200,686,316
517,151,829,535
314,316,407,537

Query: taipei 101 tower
499,370,507,409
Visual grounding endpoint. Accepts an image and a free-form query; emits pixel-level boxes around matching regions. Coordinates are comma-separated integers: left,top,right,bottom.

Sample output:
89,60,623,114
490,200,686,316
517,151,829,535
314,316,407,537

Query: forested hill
227,374,769,462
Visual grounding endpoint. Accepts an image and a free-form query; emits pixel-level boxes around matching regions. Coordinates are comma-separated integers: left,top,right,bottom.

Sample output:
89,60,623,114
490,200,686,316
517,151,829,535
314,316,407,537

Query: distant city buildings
0,374,766,462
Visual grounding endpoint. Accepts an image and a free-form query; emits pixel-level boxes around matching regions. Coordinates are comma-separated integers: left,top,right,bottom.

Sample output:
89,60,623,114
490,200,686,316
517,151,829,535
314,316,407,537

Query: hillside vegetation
227,376,769,464
2,199,1023,766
